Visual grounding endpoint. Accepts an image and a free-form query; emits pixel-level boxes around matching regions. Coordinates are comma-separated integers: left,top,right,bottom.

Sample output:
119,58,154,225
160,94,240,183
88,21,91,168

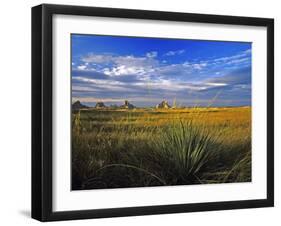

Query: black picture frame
32,4,274,222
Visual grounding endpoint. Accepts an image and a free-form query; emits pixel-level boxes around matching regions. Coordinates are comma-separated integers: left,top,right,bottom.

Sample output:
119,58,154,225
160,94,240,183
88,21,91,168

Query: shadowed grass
151,120,218,185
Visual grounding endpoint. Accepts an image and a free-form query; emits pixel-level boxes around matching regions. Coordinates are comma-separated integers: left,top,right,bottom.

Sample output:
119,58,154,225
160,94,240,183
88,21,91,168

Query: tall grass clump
152,119,219,185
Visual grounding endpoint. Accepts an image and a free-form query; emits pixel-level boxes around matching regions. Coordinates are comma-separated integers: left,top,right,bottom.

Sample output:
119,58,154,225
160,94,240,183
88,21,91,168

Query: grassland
72,107,251,190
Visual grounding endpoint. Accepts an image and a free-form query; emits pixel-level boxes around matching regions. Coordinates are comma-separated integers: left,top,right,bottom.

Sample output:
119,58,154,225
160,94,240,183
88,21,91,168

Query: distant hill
72,101,89,110
156,100,171,109
120,100,135,109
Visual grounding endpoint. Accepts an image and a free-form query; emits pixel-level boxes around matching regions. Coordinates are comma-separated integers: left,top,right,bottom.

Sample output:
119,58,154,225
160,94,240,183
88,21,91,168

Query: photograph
71,34,252,190
30,3,274,221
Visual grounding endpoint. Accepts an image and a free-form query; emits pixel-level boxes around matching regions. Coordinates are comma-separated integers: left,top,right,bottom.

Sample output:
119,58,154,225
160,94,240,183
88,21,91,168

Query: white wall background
0,0,279,225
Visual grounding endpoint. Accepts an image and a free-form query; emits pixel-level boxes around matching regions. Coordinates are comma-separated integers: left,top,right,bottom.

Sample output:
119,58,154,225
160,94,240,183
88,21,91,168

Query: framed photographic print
32,4,274,221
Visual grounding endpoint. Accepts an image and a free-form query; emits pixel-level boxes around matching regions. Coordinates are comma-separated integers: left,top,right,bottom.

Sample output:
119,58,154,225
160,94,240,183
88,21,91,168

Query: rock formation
156,100,171,109
120,100,135,109
72,100,89,110
95,102,106,109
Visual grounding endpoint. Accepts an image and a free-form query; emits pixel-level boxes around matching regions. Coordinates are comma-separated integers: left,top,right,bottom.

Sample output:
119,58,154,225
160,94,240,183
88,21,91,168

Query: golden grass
72,107,251,190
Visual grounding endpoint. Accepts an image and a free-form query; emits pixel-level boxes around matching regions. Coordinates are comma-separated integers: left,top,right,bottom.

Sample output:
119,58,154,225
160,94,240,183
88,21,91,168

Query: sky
71,34,252,107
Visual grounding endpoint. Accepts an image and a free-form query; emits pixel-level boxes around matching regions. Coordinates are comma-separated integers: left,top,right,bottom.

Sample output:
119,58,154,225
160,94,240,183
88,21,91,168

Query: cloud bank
72,36,251,107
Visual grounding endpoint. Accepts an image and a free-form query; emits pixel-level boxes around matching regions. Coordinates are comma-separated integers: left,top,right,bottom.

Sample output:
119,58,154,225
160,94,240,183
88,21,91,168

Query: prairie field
72,107,251,190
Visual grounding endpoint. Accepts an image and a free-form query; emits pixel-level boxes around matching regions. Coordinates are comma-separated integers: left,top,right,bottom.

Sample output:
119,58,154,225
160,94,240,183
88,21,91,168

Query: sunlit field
72,107,251,190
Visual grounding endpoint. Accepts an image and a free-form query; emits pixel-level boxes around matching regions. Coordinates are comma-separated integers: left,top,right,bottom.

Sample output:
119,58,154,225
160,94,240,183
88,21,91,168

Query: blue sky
71,34,252,107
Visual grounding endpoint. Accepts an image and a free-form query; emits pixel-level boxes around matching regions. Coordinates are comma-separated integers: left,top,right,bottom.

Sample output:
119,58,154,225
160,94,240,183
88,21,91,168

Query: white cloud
133,79,218,92
114,55,158,68
82,54,113,64
81,53,158,68
146,51,158,58
183,62,207,70
73,76,123,86
193,63,207,70
72,86,99,92
212,49,251,64
233,84,251,89
243,49,251,54
205,82,227,87
103,65,147,76
73,74,222,94
164,49,185,56
75,49,251,91
72,76,134,92
225,57,250,65
77,65,87,70
190,48,252,71
80,53,158,76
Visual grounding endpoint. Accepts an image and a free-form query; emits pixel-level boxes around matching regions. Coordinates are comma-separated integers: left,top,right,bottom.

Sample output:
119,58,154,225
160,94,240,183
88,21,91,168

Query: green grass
72,107,251,190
